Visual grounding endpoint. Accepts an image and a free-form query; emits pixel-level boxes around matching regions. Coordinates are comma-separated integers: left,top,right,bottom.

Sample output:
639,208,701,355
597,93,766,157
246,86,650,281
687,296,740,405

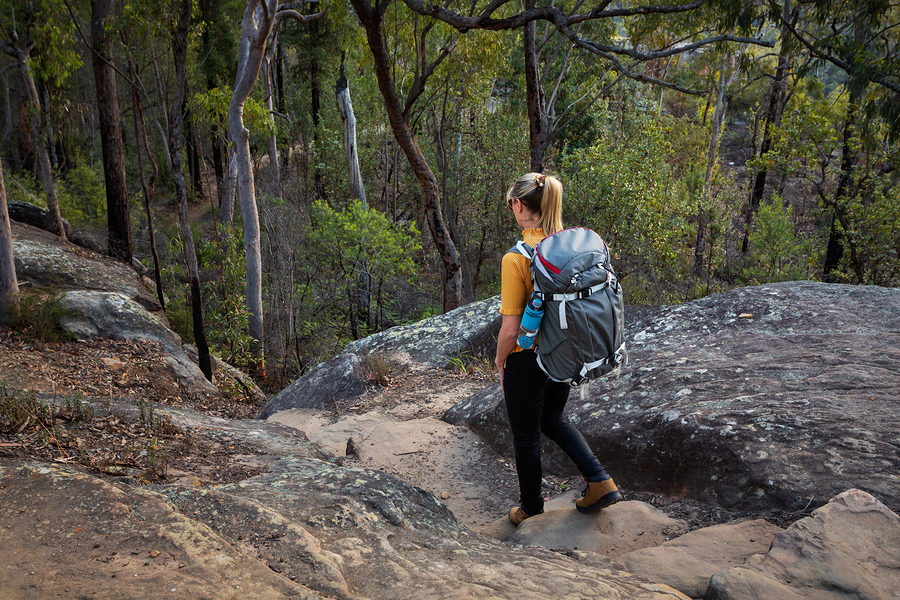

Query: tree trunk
91,0,132,263
0,156,18,324
21,62,65,239
170,0,212,381
130,64,166,312
335,56,366,206
350,0,463,312
309,1,325,200
523,0,549,173
742,0,793,254
230,1,274,374
823,100,864,283
212,124,225,209
1,31,66,238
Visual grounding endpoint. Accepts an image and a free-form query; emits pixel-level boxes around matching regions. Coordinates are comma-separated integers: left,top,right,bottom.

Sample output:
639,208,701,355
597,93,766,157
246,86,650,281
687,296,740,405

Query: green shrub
8,292,73,343
742,196,818,284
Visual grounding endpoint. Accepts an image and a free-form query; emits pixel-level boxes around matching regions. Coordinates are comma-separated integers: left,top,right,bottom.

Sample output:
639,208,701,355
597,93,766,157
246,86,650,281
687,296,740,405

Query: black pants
503,350,607,515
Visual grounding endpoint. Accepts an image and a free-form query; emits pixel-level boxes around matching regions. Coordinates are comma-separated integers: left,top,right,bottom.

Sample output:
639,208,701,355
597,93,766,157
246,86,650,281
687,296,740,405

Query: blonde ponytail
506,172,564,235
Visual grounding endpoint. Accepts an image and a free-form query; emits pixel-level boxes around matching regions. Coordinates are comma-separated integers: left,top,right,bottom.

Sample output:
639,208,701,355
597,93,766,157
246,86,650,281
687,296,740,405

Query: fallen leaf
149,550,160,558
738,313,753,319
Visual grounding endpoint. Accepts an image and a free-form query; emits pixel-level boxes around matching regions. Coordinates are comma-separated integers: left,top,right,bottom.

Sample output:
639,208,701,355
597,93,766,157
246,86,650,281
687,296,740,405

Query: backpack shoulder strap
506,241,534,259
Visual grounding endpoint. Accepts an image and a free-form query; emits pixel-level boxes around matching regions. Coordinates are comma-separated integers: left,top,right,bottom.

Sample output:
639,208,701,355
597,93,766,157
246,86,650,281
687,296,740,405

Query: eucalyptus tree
229,0,326,375
0,0,77,239
0,156,16,324
741,0,798,254
770,0,900,281
349,0,465,311
90,0,131,263
169,0,212,380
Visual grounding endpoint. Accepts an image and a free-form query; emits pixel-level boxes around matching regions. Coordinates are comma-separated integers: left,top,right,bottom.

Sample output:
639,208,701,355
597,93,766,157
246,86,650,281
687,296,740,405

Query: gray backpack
510,227,627,386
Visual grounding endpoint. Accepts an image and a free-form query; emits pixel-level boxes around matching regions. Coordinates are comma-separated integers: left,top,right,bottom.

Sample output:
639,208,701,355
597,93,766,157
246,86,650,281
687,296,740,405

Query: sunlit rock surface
445,282,900,514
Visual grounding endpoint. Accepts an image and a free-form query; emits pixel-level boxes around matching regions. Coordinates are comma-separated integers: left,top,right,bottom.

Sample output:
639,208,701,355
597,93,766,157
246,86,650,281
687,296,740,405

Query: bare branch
778,8,900,94
404,37,457,117
275,6,328,25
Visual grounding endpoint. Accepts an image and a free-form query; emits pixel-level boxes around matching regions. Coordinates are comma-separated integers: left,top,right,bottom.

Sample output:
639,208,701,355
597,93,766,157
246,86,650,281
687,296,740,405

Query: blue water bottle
517,293,544,349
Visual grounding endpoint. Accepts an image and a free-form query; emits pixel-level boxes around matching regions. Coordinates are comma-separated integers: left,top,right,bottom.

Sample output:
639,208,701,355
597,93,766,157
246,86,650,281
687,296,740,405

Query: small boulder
343,296,502,367
7,201,73,238
57,290,218,397
257,352,368,419
508,501,686,558
706,489,900,600
617,519,782,599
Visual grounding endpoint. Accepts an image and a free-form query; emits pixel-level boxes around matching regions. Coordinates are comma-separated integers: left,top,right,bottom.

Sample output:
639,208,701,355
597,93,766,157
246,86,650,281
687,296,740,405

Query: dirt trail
268,364,528,528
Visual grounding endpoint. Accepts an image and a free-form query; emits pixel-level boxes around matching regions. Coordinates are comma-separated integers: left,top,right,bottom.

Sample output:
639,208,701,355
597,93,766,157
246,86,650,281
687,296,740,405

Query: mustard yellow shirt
499,228,546,354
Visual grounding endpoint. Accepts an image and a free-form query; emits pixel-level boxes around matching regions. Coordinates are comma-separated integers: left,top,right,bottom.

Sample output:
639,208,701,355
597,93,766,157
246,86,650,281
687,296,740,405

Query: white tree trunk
227,0,325,372
0,157,18,324
335,63,366,206
262,47,282,201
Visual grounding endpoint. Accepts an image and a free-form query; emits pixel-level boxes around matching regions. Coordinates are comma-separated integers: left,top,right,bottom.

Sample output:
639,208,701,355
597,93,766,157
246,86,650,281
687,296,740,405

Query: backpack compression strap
549,275,618,329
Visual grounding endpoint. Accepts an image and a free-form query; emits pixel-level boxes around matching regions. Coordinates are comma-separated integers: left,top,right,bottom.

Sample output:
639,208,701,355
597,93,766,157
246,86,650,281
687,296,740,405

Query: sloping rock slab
445,282,900,514
257,353,367,419
706,489,900,600
261,297,502,418
0,398,691,600
12,220,160,311
343,295,502,367
617,519,782,599
0,460,322,600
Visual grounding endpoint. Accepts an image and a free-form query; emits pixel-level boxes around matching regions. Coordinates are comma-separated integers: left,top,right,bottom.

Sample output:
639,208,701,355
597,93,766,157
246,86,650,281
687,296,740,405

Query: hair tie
534,174,546,188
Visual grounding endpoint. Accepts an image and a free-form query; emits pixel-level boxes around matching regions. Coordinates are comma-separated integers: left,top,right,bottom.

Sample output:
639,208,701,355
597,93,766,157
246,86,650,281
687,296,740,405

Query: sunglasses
507,197,518,211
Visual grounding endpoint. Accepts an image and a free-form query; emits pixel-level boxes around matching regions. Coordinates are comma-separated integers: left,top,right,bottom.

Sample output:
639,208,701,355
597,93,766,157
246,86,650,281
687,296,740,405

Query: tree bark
0,156,18,325
170,0,212,381
523,0,549,173
130,64,166,312
351,0,463,312
335,55,366,206
91,0,132,263
742,0,793,254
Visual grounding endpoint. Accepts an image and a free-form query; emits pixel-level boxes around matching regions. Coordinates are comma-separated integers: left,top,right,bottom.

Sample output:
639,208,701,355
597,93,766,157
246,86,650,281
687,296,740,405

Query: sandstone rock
343,295,502,367
12,221,161,312
257,353,368,419
445,282,900,514
0,460,322,600
706,489,900,600
508,501,686,558
617,519,782,598
0,396,692,600
260,297,502,419
57,290,218,397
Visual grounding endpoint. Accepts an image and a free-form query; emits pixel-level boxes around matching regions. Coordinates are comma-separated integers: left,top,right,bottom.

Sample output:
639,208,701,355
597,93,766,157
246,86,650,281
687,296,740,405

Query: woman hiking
495,172,621,525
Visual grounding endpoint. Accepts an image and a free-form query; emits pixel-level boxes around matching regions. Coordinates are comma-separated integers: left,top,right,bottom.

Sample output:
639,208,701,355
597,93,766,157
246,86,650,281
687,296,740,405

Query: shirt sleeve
499,252,532,315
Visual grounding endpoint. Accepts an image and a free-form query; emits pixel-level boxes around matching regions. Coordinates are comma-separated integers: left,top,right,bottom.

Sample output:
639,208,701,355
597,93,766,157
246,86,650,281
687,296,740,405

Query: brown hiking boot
508,506,541,526
575,478,621,513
